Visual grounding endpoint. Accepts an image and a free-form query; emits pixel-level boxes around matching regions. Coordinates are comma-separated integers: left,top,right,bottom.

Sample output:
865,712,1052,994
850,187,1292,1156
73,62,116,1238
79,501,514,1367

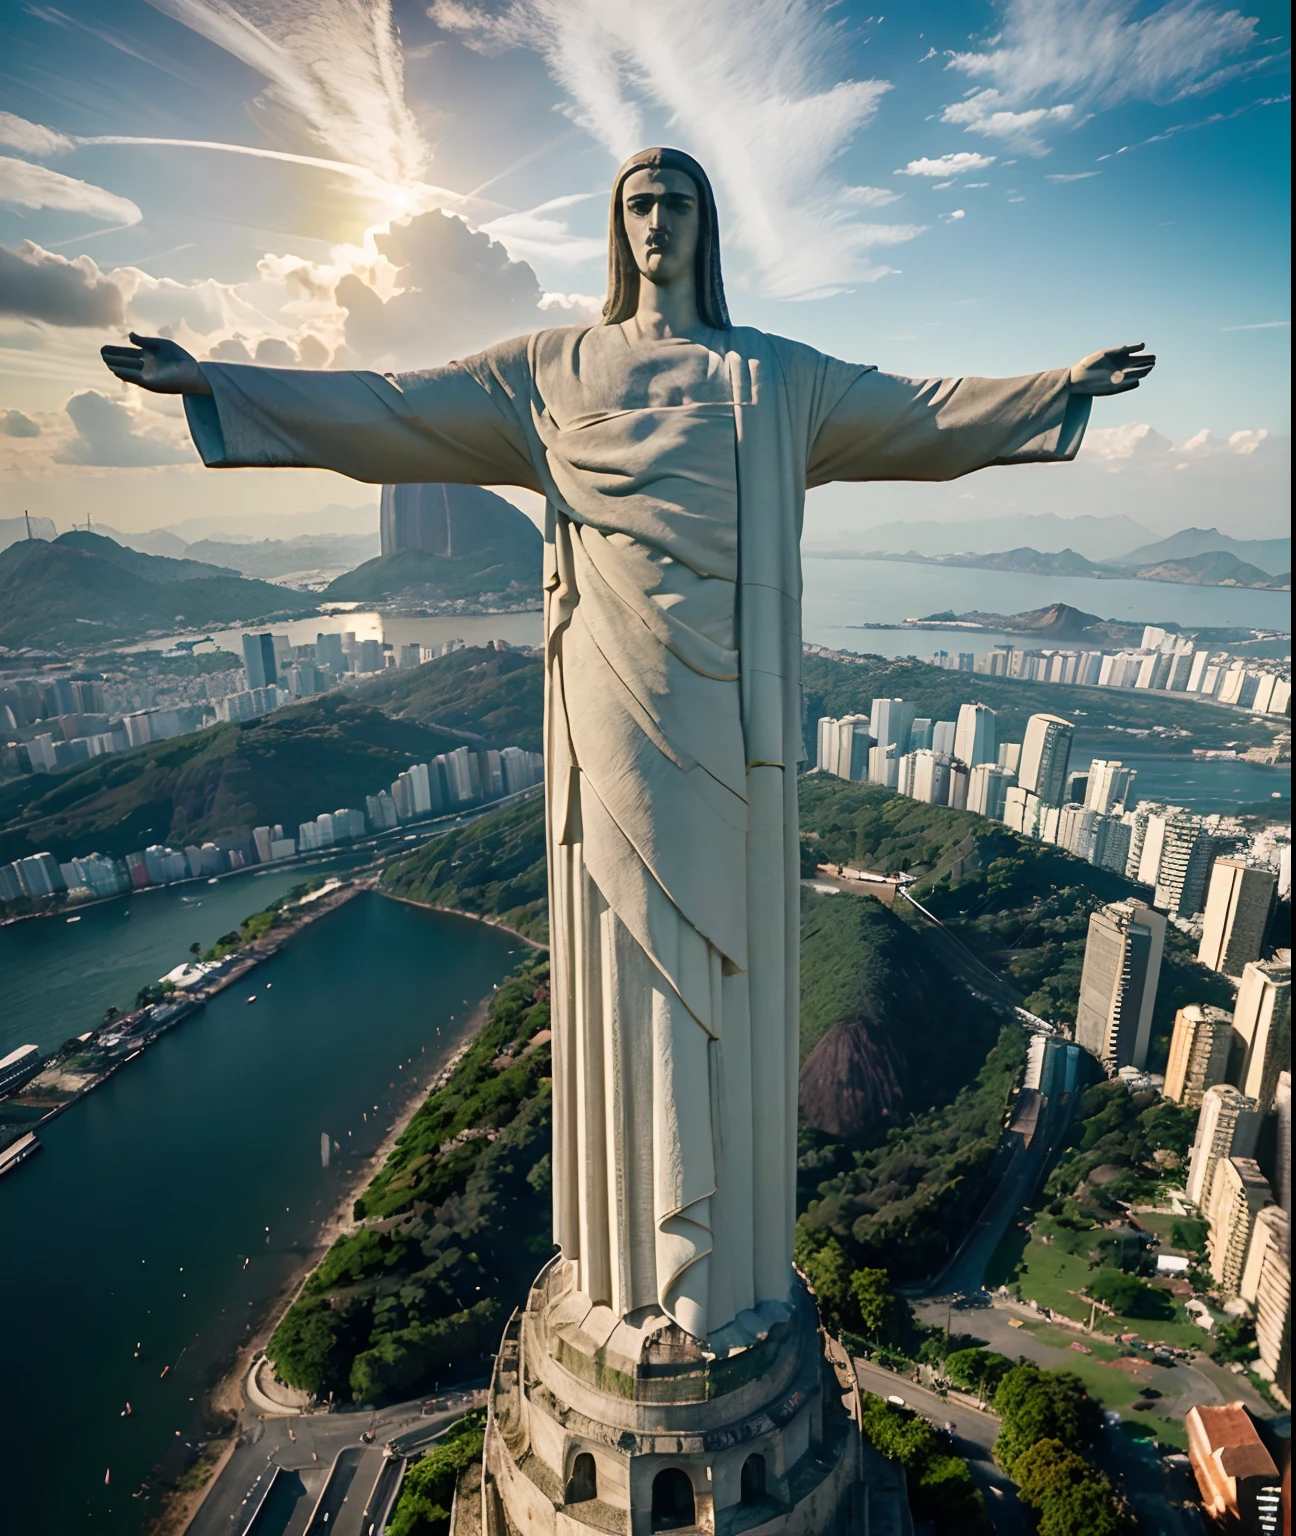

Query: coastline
155,986,498,1536
378,887,548,951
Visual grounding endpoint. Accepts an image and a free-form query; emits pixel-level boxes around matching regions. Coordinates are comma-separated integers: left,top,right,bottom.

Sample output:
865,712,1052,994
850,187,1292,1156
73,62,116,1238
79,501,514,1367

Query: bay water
0,893,523,1535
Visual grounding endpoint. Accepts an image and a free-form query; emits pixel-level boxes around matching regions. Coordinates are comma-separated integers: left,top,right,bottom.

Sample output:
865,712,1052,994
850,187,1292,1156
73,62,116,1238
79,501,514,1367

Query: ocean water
0,893,522,1535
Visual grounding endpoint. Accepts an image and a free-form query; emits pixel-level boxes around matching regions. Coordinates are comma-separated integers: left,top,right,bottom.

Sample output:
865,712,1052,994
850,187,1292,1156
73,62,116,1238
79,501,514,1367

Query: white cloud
56,390,196,467
896,152,996,177
0,156,142,225
430,0,919,299
0,111,73,158
943,209,967,221
1220,320,1290,331
942,0,1263,151
941,91,1079,153
1,409,41,437
0,242,127,327
840,185,904,207
1046,170,1101,181
479,194,606,267
143,0,429,185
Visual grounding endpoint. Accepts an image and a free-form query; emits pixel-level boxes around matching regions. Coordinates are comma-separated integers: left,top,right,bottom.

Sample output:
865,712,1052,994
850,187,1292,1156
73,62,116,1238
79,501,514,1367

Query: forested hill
356,646,544,754
0,532,317,648
0,697,478,867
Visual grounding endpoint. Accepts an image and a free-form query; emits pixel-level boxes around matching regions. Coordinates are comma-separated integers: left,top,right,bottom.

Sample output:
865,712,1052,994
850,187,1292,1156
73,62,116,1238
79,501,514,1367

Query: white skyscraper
1187,1084,1263,1209
1018,714,1074,807
1198,860,1277,976
911,750,952,806
1234,959,1292,1111
953,703,996,767
870,698,917,754
930,720,957,757
967,763,1016,819
1074,899,1166,1071
1084,760,1137,815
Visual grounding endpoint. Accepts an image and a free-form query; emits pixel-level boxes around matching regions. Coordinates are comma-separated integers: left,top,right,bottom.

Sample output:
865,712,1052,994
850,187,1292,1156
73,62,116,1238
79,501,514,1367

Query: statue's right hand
100,333,212,395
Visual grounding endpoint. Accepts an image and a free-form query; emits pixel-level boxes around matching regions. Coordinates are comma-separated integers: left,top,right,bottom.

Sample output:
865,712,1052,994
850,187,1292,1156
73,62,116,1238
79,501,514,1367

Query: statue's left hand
1069,342,1155,396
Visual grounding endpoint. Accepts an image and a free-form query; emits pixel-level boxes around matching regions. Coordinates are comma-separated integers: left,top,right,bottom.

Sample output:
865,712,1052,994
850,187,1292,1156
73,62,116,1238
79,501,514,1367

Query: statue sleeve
805,367,1091,486
183,354,542,491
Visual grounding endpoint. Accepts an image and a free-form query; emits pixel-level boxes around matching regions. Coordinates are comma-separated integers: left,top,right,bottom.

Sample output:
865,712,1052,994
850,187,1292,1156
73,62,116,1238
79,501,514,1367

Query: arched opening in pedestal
740,1453,767,1504
567,1451,597,1503
651,1467,696,1530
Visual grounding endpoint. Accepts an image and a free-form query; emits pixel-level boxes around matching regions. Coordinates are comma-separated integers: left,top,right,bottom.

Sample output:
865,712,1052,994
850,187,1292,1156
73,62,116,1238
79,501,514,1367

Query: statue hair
602,147,731,330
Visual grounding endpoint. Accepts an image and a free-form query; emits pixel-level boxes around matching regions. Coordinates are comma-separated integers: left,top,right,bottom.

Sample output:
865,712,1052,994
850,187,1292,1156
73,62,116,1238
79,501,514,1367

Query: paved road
911,1087,1072,1301
853,1358,1031,1536
185,1388,483,1536
912,1300,1221,1535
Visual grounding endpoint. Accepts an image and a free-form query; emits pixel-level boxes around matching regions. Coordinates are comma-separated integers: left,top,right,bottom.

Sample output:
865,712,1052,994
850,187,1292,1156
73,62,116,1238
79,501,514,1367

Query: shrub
387,1411,487,1536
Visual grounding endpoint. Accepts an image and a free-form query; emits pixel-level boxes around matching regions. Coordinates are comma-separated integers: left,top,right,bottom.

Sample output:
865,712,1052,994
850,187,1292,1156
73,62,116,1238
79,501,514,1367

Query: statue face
620,167,700,289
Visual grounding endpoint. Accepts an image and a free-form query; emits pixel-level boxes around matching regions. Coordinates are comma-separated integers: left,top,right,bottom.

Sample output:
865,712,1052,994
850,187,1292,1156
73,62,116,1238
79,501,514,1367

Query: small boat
67,915,81,923
159,1365,169,1379
207,878,219,885
266,982,272,990
246,995,257,1005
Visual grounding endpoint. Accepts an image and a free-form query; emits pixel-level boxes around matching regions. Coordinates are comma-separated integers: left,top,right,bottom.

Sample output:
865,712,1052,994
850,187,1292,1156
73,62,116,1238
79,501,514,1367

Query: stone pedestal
463,1258,870,1535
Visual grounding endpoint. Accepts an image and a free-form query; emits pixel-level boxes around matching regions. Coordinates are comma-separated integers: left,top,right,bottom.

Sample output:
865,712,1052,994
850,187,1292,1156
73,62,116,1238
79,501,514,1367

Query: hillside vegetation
0,696,477,866
800,776,1235,1068
382,794,549,943
0,532,316,647
324,546,539,604
357,647,544,754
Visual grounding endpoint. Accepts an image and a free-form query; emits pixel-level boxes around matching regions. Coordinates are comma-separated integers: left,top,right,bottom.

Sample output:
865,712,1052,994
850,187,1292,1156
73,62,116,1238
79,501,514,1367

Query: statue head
603,147,731,329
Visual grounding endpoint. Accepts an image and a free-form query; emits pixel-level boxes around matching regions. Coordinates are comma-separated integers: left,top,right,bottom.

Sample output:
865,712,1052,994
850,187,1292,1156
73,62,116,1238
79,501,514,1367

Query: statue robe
183,324,1090,1340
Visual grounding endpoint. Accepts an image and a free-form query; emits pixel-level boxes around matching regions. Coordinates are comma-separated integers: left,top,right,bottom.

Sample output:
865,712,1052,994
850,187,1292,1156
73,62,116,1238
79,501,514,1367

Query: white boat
246,995,257,1005
67,915,81,923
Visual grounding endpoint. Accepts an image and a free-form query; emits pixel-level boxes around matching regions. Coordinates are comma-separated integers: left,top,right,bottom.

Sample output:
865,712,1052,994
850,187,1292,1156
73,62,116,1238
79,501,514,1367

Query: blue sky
0,0,1289,538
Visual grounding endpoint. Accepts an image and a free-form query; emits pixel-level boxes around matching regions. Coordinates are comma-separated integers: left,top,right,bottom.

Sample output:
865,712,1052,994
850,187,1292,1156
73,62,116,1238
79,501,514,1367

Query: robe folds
183,323,1091,1340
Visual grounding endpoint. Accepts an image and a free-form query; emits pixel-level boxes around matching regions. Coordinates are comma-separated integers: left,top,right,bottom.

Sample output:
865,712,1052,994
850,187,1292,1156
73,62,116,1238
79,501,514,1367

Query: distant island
823,545,1288,591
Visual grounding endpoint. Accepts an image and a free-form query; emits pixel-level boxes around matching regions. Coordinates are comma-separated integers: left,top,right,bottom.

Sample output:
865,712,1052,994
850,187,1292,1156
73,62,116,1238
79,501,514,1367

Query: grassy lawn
1003,1237,1213,1352
1007,1316,1189,1449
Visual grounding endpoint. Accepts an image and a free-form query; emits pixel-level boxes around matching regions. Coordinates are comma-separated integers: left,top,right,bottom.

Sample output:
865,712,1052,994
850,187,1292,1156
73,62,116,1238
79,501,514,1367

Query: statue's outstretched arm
806,343,1154,488
99,333,540,490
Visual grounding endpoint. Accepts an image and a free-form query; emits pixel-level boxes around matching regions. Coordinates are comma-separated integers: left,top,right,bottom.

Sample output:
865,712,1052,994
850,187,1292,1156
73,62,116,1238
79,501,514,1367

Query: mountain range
860,544,1287,590
0,531,317,650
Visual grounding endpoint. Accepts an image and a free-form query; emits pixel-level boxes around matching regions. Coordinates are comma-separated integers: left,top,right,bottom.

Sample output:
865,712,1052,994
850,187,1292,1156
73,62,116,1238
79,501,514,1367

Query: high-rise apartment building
907,718,934,752
1198,861,1277,976
1277,1072,1291,1219
1234,958,1292,1111
931,720,957,757
1152,814,1216,917
1240,1205,1290,1393
1074,899,1167,1071
816,715,872,780
867,743,898,788
869,698,916,755
1084,759,1137,815
953,703,996,767
1018,714,1074,807
1207,1157,1273,1293
910,750,952,806
1164,1005,1236,1107
242,631,278,691
967,763,1015,819
1187,1084,1263,1208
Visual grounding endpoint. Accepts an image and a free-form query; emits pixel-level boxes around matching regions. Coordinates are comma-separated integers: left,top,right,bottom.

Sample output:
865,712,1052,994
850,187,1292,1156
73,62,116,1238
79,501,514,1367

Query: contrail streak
75,135,482,215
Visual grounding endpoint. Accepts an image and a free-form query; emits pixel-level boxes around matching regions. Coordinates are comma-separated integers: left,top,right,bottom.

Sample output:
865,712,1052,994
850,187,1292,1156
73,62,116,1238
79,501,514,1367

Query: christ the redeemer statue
104,147,1153,1346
